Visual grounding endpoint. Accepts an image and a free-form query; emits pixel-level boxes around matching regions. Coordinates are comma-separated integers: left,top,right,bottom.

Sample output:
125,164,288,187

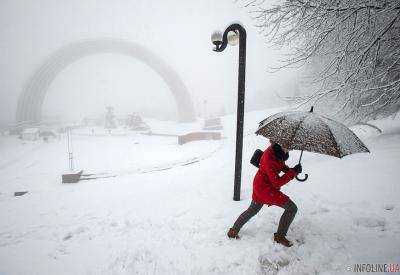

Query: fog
42,54,178,121
0,0,296,126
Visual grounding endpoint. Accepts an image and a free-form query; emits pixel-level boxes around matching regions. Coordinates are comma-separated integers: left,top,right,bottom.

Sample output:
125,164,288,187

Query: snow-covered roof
22,128,39,134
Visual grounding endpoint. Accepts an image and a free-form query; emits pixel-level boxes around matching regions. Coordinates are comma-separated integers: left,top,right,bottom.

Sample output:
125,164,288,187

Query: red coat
252,145,297,207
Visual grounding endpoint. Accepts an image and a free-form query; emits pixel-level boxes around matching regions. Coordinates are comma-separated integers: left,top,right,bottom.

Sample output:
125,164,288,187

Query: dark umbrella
255,107,370,181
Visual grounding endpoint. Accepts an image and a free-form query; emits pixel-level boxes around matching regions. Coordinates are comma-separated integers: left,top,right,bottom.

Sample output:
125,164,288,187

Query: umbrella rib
317,116,342,158
288,116,305,149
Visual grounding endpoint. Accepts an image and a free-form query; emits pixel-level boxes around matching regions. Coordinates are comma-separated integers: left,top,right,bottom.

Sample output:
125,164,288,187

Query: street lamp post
211,23,247,201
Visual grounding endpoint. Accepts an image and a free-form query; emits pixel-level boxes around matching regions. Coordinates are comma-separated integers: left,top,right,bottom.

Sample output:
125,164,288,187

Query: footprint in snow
173,211,188,218
258,252,290,274
310,207,330,215
62,233,72,241
353,217,386,230
62,226,88,241
110,222,118,227
295,235,306,245
383,204,395,211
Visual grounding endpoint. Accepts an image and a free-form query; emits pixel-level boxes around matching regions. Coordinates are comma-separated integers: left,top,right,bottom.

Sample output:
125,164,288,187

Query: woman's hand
292,164,302,174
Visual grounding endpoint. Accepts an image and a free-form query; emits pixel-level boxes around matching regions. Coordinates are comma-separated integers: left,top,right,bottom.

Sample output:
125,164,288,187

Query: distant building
21,128,40,141
39,130,57,139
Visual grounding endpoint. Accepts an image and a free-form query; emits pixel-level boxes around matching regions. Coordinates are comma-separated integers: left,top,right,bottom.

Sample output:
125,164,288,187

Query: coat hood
272,143,289,161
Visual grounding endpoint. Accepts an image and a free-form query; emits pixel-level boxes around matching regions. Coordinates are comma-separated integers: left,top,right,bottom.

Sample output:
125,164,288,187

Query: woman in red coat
227,143,302,247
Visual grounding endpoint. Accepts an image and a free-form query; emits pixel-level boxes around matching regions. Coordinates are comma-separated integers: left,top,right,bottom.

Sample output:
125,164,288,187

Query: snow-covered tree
243,0,400,124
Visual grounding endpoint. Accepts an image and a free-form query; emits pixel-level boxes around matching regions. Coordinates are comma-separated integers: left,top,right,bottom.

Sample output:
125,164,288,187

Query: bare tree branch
242,0,400,124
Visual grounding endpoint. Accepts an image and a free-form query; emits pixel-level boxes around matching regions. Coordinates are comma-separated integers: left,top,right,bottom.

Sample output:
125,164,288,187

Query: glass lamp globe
227,30,239,46
211,31,223,46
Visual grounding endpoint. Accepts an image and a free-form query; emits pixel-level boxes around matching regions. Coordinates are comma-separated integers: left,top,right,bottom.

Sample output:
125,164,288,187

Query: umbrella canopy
255,107,370,158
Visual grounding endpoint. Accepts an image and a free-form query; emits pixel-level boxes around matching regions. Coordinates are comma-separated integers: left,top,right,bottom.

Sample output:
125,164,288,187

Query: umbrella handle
298,150,304,164
296,150,308,181
296,173,308,182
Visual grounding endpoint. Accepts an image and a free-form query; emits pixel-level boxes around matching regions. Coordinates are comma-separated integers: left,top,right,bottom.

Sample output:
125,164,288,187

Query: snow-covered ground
0,109,399,274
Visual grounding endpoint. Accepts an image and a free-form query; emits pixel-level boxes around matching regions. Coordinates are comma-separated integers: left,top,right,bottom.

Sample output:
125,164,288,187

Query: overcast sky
0,0,296,125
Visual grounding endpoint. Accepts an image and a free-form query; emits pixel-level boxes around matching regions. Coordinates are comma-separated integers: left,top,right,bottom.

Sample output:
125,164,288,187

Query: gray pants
232,200,297,236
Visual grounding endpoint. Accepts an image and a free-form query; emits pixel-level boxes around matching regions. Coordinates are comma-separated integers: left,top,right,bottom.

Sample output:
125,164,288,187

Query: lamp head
211,31,223,51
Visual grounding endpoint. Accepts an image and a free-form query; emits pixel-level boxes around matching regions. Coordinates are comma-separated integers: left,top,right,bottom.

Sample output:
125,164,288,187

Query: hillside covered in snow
0,109,399,274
